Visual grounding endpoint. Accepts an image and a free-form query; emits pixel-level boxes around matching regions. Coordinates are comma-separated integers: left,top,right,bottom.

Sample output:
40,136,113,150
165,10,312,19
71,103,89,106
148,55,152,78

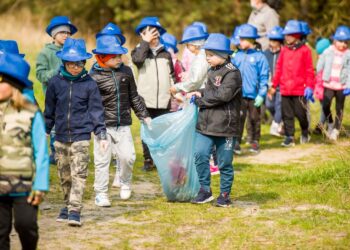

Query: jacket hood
45,43,62,51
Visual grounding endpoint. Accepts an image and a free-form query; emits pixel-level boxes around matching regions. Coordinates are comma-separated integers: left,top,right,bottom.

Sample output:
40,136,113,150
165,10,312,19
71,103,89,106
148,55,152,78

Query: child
313,38,331,135
317,25,350,140
131,16,175,171
36,16,78,164
44,38,107,226
169,25,209,98
230,25,241,54
182,21,208,73
0,52,49,250
232,24,269,154
160,32,185,111
270,20,315,146
264,26,284,137
187,33,242,207
0,40,25,57
90,35,151,205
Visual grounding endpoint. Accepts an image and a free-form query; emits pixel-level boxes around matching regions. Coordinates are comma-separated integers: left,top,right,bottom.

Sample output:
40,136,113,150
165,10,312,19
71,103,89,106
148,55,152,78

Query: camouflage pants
54,140,90,212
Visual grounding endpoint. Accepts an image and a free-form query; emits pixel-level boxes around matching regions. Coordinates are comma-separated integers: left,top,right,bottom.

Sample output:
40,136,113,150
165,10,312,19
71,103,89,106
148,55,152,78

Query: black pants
282,96,309,137
238,98,261,144
0,196,38,250
322,88,346,130
142,108,170,161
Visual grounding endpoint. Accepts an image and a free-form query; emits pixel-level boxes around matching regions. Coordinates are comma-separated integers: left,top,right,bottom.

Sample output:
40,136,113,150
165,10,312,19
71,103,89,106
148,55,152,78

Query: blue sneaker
191,188,214,204
49,154,56,165
68,210,82,227
56,207,68,222
215,192,232,207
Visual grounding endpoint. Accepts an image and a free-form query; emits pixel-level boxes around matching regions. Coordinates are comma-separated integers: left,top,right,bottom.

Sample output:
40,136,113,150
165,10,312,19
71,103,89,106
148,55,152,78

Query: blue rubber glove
343,88,350,96
254,95,264,107
304,87,315,103
190,95,196,104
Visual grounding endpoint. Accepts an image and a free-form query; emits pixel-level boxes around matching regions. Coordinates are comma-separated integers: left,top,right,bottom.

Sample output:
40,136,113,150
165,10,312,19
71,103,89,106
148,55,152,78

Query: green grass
21,45,350,249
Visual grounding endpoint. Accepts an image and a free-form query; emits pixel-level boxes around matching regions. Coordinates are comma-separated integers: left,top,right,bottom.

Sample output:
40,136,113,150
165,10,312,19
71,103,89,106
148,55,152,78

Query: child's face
104,55,123,68
205,51,226,67
186,44,200,55
142,27,160,48
149,37,160,48
0,81,13,101
54,31,71,46
284,35,299,45
334,40,348,51
65,61,85,76
269,40,282,50
239,39,254,50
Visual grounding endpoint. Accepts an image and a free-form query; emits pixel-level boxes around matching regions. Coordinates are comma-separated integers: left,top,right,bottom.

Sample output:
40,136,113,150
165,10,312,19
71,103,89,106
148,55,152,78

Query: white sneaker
95,193,111,207
329,129,339,141
112,174,121,188
120,185,132,200
270,121,281,137
327,122,334,137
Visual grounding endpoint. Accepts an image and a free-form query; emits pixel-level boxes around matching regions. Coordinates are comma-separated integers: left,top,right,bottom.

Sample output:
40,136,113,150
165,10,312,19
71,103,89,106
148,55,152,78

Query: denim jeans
265,88,282,123
194,132,235,194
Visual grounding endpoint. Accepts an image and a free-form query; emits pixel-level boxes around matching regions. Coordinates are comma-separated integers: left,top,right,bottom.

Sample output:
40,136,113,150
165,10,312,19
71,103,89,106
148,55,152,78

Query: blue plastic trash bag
141,102,200,201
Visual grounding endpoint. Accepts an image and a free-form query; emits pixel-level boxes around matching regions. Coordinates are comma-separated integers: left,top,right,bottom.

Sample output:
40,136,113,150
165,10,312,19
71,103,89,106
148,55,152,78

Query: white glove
143,117,152,130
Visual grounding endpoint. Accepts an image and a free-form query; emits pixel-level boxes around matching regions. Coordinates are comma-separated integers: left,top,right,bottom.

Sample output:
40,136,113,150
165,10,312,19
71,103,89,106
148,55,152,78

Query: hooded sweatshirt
36,43,62,89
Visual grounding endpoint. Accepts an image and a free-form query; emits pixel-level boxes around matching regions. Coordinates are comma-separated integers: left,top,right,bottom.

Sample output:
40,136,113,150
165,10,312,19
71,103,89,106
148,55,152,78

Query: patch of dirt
239,145,324,165
240,140,350,165
262,204,348,215
11,181,161,250
233,201,260,216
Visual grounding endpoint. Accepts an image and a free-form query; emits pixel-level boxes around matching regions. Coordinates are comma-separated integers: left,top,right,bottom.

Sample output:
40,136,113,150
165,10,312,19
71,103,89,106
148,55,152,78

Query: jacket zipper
227,104,232,128
67,81,73,142
155,57,160,109
112,71,121,126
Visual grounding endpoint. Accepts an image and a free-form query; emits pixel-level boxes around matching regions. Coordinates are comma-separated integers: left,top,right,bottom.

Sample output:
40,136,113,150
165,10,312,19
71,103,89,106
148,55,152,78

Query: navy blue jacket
232,49,269,99
263,49,281,84
44,72,106,143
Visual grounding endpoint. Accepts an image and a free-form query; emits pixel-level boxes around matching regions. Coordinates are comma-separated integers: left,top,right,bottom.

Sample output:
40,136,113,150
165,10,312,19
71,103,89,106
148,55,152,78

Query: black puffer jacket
195,61,242,138
90,63,149,127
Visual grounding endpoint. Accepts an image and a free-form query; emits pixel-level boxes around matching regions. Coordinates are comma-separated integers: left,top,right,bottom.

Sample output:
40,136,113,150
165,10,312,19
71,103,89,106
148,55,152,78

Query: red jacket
272,44,315,96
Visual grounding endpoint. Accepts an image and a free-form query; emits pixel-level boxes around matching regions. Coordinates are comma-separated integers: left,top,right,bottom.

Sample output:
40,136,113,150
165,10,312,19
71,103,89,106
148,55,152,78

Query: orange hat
95,54,117,68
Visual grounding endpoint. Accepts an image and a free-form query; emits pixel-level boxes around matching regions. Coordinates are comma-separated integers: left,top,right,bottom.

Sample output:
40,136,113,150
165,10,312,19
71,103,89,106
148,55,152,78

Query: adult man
248,0,279,50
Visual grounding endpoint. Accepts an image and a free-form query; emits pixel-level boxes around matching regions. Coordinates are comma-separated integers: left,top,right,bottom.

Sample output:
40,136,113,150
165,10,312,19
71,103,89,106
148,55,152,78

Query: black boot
142,159,154,172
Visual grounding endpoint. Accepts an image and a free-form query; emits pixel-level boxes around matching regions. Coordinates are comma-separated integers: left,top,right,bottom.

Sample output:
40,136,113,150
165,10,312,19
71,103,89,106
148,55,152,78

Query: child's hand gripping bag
141,102,200,201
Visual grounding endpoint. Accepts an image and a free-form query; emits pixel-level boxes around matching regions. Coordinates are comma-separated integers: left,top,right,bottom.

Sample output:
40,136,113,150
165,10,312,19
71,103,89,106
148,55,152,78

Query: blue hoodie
232,49,269,99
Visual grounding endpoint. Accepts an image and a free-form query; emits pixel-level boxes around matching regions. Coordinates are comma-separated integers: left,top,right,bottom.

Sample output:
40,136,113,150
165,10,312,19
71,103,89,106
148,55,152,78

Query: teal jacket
317,46,350,88
36,43,62,91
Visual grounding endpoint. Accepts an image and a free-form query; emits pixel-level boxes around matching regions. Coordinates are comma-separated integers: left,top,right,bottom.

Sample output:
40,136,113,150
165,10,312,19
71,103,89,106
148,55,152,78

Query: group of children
1,14,350,249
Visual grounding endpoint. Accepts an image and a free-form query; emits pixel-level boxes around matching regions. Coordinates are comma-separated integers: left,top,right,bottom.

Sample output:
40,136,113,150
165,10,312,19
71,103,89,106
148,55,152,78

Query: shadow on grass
234,162,254,172
235,191,280,204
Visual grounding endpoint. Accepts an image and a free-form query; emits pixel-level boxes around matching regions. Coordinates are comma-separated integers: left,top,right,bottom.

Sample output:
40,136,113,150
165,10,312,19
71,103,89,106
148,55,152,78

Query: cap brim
203,47,234,55
46,23,78,36
92,47,128,55
135,24,166,35
179,34,209,44
56,51,92,61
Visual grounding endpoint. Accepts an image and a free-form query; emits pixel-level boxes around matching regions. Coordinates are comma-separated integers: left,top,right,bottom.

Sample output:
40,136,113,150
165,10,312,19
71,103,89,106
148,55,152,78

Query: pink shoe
210,165,220,175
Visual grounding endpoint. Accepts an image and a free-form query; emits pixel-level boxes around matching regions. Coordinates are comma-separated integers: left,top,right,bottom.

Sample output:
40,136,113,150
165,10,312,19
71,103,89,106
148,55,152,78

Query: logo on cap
69,49,77,54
